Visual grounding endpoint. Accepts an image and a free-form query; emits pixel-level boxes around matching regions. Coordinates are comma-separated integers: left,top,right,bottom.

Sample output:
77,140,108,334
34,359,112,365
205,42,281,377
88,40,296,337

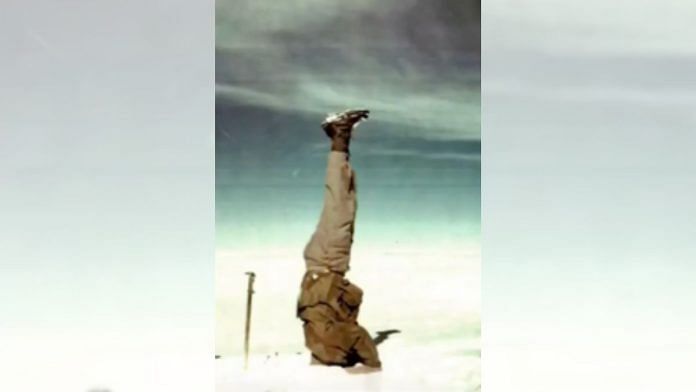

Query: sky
215,0,481,252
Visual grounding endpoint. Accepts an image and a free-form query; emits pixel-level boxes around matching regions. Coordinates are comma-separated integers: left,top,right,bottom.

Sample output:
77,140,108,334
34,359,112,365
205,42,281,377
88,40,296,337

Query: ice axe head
245,272,256,286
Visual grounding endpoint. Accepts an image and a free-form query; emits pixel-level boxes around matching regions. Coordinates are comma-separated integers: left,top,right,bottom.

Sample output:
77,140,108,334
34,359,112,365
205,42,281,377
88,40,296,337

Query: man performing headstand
296,109,382,369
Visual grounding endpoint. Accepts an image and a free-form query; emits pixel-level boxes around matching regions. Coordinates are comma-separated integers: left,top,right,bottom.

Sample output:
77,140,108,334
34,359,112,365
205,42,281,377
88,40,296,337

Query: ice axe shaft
244,271,255,370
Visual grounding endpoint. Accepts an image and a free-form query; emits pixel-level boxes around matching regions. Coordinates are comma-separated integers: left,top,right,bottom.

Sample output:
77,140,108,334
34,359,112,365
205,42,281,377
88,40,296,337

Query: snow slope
217,343,480,391
216,246,480,391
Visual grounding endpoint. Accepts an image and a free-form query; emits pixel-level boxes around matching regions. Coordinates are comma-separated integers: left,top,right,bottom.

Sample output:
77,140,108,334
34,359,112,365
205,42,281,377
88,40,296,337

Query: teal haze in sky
216,0,481,252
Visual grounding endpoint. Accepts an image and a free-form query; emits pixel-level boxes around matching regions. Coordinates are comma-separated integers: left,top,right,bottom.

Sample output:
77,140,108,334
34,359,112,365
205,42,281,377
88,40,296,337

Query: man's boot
321,109,370,153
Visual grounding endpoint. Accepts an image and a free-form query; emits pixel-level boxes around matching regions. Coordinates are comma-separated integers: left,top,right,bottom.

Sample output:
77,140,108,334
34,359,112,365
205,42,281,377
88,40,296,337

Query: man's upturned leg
303,151,356,273
303,109,369,274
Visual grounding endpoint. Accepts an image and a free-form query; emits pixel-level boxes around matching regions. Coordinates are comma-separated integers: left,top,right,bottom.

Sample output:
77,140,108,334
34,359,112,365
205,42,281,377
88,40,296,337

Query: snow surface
216,246,480,391
217,345,480,392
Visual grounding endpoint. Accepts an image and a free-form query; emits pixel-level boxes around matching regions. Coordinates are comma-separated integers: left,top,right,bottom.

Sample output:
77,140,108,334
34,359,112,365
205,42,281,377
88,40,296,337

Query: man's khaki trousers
298,151,380,367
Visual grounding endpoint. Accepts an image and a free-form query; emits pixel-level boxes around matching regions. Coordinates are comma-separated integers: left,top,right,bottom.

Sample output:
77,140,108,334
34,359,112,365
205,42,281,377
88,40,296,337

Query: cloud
360,147,481,161
216,76,480,139
216,0,480,140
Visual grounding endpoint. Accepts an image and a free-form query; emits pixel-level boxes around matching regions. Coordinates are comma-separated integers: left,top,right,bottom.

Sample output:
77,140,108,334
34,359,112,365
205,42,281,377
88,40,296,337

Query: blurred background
483,1,696,391
0,1,214,391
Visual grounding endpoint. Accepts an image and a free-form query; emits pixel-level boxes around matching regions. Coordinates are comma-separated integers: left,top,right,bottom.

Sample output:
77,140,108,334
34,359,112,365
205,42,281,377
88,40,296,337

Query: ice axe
243,271,256,370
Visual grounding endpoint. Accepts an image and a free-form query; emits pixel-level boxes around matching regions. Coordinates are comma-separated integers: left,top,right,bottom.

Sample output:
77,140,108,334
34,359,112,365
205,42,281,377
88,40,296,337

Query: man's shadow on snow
373,329,401,346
